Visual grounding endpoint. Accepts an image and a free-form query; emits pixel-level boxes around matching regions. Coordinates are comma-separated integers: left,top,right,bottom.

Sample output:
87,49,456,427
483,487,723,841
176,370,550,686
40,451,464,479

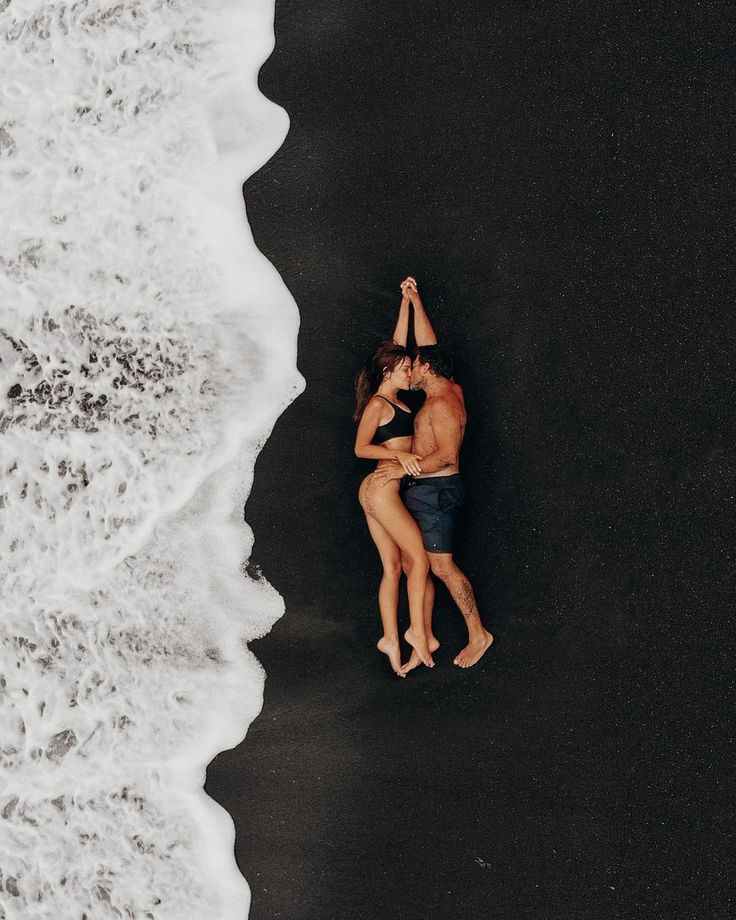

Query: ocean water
0,0,302,917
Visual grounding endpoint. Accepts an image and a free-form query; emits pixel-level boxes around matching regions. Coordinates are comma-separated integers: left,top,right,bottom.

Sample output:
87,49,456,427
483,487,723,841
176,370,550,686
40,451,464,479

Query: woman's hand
394,451,423,476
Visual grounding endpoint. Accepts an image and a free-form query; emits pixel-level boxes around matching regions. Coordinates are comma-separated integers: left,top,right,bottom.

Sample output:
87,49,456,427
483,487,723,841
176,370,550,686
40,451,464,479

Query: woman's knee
403,551,429,578
381,556,402,582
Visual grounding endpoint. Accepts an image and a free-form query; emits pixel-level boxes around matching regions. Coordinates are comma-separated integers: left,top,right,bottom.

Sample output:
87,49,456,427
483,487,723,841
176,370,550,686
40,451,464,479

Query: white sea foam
0,0,302,917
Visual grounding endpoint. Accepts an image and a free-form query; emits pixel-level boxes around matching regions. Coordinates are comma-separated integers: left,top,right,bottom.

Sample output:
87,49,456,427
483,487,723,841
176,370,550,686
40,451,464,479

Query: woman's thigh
365,514,401,573
361,475,426,560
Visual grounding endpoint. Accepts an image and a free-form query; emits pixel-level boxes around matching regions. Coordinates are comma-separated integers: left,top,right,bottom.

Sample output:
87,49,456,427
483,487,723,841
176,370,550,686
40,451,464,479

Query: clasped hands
400,276,419,301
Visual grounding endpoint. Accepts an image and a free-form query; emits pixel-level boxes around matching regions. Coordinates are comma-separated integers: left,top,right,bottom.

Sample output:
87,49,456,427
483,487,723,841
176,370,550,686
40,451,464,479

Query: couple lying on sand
354,277,494,677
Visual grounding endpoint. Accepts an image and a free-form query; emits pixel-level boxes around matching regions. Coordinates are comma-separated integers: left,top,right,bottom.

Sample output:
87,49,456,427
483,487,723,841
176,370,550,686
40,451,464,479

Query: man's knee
428,553,454,579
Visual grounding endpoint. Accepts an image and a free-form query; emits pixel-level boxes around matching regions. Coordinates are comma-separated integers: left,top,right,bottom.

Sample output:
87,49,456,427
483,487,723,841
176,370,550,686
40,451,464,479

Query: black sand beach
206,3,732,918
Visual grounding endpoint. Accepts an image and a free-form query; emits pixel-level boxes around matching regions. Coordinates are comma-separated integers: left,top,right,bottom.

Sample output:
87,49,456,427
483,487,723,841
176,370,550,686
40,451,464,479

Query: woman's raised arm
392,288,410,346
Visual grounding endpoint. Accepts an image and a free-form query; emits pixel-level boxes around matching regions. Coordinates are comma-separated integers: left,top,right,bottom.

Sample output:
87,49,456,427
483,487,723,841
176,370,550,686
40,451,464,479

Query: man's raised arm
405,277,438,346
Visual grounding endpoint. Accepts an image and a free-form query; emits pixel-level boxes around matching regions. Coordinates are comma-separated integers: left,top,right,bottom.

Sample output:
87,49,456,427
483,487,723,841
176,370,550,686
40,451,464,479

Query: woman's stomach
374,436,413,468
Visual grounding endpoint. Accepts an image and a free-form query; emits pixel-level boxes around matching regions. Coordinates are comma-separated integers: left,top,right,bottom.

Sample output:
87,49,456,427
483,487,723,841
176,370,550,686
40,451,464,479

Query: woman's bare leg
400,566,439,674
365,514,404,677
361,477,433,667
423,575,438,649
400,552,433,667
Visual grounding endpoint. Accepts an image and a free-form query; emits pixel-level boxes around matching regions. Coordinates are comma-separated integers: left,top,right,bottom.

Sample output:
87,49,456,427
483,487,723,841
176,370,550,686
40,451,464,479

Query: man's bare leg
429,554,493,668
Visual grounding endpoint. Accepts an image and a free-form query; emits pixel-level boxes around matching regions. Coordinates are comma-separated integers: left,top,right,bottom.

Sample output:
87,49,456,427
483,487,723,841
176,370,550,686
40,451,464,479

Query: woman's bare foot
377,636,405,678
401,634,440,675
401,649,421,675
453,630,494,668
399,649,420,675
404,627,434,668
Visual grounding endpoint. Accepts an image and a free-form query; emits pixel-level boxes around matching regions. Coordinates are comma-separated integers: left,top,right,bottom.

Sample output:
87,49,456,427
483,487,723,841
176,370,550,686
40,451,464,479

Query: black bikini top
372,395,414,444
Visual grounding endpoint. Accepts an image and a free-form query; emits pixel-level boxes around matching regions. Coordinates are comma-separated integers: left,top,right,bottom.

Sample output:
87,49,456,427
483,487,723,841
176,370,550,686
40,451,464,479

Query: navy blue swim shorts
403,474,465,554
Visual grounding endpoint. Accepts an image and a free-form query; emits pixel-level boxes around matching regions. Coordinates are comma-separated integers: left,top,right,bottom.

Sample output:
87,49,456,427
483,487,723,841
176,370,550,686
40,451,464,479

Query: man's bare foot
401,634,440,675
453,630,494,668
377,636,405,678
404,627,434,668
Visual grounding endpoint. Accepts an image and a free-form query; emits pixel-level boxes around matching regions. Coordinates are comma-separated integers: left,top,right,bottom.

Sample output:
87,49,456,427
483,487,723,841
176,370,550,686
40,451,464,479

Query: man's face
410,357,428,390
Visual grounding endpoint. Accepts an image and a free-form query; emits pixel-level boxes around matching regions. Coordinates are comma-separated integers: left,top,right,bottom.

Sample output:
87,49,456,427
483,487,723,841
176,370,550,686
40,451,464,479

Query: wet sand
205,2,732,918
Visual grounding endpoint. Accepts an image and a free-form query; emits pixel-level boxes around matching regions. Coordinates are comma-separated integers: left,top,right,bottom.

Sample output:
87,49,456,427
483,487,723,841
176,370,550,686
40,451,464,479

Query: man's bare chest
412,408,436,451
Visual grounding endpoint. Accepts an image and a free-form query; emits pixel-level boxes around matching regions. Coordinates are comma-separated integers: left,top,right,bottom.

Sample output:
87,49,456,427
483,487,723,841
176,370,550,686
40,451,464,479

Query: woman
353,278,434,676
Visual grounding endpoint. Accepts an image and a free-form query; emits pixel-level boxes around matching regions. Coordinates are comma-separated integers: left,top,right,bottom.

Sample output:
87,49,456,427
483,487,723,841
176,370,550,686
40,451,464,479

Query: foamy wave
1,0,302,917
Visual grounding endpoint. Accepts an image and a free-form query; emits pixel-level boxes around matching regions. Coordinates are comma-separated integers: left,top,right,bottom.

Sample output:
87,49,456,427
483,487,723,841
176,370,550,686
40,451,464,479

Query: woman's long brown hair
353,341,409,421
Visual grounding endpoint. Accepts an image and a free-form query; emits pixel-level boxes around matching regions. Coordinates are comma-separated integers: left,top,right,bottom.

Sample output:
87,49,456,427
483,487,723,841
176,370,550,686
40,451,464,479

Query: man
375,279,494,670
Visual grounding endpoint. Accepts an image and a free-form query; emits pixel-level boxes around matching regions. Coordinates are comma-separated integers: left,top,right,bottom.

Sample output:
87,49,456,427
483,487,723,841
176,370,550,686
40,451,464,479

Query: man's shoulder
424,390,464,419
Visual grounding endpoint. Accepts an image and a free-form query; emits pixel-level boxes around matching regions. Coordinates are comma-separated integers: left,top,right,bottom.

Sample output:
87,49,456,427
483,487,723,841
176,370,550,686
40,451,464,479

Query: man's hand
372,461,406,485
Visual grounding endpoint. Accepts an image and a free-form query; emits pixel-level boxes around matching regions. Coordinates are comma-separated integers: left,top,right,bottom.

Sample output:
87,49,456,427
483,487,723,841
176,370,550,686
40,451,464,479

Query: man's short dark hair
415,344,454,380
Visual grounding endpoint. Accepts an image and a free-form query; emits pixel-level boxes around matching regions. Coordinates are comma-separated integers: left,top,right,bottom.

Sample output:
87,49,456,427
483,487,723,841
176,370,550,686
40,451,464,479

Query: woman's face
389,356,412,389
